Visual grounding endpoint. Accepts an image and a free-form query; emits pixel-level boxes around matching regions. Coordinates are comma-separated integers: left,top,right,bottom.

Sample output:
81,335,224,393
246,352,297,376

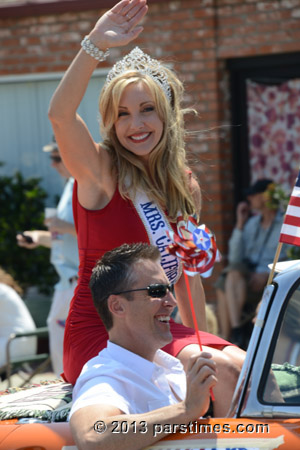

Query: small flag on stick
267,169,300,285
279,170,300,246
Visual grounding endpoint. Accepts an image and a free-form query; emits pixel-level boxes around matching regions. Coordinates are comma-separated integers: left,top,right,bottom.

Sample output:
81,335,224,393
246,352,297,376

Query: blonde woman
49,0,244,415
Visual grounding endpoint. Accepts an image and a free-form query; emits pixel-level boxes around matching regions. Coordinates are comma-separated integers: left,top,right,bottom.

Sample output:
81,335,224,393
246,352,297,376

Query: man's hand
184,352,217,419
16,230,52,249
236,201,250,230
16,231,40,249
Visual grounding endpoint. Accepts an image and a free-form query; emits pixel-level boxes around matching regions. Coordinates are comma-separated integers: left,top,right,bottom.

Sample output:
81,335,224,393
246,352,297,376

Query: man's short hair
89,243,161,330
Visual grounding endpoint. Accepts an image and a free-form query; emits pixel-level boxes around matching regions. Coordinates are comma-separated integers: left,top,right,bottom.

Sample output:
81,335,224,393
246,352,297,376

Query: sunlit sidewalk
0,363,59,391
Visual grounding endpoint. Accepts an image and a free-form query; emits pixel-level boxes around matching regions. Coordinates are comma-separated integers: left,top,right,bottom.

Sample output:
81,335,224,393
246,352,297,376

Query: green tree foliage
0,165,58,293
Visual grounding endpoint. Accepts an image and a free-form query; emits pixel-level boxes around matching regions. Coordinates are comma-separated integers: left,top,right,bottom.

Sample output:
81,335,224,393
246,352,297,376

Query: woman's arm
44,217,77,237
48,0,148,204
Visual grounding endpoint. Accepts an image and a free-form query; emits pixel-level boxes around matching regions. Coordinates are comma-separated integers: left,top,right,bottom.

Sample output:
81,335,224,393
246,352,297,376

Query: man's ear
107,295,126,317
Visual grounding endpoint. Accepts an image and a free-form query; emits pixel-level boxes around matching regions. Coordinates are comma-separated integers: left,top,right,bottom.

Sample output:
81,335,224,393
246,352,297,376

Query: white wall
0,70,107,206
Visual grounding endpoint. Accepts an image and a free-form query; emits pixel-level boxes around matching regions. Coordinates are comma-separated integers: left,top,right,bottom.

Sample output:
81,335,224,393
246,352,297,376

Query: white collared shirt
70,341,186,418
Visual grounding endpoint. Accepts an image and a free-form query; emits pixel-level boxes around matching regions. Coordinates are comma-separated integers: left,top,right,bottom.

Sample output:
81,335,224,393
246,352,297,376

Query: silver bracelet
81,35,109,62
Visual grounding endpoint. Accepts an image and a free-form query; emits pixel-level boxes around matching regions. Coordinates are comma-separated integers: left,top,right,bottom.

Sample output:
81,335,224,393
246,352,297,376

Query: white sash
131,189,182,284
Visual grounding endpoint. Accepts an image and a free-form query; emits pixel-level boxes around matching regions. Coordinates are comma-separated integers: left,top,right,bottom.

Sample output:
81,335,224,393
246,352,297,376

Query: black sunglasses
50,155,62,163
111,283,175,299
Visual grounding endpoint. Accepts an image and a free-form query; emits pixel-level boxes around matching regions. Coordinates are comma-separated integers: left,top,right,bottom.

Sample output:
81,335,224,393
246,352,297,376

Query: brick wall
1,0,300,303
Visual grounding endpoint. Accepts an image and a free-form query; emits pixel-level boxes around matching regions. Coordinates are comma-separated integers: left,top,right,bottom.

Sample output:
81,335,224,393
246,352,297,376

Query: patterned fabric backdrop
247,79,300,192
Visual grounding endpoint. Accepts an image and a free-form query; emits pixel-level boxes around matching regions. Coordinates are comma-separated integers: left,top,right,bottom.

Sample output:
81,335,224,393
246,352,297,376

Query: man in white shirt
70,242,217,450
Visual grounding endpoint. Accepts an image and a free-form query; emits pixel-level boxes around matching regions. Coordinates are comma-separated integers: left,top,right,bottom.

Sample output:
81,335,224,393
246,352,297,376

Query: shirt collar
106,341,184,380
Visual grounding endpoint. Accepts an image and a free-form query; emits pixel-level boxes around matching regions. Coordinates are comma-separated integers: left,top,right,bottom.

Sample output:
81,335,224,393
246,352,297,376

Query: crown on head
105,47,172,102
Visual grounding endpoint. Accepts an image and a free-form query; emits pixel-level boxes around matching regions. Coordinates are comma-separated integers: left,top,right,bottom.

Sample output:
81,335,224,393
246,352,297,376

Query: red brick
183,0,214,9
37,15,59,24
218,45,258,58
164,10,193,21
252,40,300,55
258,22,282,33
246,9,292,23
180,19,212,30
256,1,280,11
282,18,300,30
217,5,234,16
220,16,248,27
1,37,20,46
1,58,22,67
230,4,257,14
20,36,41,45
288,30,300,40
193,8,215,18
195,71,218,82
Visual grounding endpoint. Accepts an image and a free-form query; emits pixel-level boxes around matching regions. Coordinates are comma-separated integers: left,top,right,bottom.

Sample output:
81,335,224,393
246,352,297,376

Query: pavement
0,361,59,391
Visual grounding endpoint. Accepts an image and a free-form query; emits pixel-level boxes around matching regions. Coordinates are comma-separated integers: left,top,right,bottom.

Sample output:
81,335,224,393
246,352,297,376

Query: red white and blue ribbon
166,215,221,277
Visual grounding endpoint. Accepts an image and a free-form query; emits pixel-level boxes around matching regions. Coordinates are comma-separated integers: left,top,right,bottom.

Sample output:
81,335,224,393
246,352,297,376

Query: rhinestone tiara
105,47,172,102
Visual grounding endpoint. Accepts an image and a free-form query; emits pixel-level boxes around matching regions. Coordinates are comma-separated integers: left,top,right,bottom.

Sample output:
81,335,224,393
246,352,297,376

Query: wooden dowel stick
267,242,283,285
183,271,215,401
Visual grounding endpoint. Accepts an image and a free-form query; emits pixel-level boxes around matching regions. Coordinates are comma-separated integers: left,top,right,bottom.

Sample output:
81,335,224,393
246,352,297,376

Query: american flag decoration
165,215,219,402
166,215,221,277
279,170,300,246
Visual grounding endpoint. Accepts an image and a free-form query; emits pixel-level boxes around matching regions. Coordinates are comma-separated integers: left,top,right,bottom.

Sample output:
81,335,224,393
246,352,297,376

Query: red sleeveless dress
63,182,230,385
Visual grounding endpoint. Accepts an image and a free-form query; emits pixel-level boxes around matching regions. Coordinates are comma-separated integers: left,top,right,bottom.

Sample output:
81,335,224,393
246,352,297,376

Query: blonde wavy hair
99,66,199,221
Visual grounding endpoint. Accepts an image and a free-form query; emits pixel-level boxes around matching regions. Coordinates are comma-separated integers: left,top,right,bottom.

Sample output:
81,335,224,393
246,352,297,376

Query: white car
0,261,300,450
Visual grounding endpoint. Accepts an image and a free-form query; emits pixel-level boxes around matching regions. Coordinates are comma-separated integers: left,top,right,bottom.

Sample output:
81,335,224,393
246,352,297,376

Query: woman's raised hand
90,0,148,49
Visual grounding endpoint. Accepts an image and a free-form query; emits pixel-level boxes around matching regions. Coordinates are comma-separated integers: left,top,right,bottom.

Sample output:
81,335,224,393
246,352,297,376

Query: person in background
0,268,37,369
70,243,218,450
17,137,79,376
216,178,288,349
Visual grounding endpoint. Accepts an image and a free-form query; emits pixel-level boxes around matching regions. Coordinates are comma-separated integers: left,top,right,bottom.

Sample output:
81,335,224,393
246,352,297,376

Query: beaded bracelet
80,35,109,62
